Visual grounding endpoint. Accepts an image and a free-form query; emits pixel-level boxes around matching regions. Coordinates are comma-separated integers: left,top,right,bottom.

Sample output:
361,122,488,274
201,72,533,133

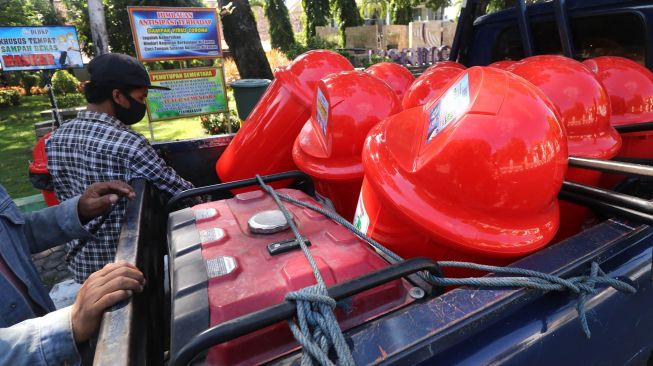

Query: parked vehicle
87,1,653,364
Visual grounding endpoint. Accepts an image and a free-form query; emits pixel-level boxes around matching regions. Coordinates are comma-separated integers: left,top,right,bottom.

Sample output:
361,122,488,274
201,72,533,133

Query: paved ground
31,244,71,287
30,243,82,309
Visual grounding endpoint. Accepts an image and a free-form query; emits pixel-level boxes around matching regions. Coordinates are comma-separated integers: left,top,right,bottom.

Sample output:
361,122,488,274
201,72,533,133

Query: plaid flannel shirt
46,111,195,282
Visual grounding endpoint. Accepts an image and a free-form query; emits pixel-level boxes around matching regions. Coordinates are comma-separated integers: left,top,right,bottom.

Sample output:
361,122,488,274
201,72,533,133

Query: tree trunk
87,0,110,55
219,0,273,79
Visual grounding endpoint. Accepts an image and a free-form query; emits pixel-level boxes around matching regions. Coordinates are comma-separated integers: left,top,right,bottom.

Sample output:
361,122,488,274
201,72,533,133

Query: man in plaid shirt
47,53,196,283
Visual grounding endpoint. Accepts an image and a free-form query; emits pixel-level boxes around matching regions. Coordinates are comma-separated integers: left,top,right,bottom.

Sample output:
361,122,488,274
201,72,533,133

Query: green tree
32,0,65,25
265,0,295,52
481,0,517,16
360,0,388,21
422,0,450,14
303,0,331,39
0,0,40,26
62,1,93,56
63,0,205,57
333,0,362,46
391,0,413,25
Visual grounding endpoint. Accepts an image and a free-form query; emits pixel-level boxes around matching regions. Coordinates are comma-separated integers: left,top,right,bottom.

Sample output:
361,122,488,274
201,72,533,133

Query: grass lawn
0,94,213,199
0,95,51,198
132,115,207,141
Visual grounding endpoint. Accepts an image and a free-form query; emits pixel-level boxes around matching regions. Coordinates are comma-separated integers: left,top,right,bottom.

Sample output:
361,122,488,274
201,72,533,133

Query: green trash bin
230,79,272,120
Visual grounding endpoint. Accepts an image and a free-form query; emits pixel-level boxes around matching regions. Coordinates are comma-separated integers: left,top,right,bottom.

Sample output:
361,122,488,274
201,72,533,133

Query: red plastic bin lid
508,55,621,159
274,50,354,107
426,60,466,71
583,56,653,127
293,71,401,180
402,66,465,110
364,62,415,101
362,67,568,256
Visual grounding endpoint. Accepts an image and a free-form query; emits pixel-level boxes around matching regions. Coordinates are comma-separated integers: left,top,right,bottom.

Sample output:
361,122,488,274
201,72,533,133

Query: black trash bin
230,79,272,120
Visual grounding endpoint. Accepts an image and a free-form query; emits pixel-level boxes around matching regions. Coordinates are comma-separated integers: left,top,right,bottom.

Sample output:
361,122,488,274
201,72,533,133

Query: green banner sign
146,67,227,121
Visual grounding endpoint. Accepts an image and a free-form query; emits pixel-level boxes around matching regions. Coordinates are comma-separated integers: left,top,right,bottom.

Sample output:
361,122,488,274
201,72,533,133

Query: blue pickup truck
91,1,653,365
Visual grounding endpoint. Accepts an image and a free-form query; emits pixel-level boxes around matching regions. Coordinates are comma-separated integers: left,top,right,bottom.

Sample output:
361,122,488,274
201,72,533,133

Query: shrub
30,86,49,95
200,112,241,135
0,88,21,109
56,93,86,109
21,73,41,96
361,53,392,68
224,50,291,84
52,70,80,95
266,49,291,71
0,86,26,96
0,94,11,109
3,72,22,87
285,36,340,60
224,57,240,84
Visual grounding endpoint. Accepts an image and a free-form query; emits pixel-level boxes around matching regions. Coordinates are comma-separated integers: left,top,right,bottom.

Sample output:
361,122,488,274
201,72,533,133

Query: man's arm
22,181,135,254
127,139,196,197
0,307,80,366
0,262,144,366
22,195,91,254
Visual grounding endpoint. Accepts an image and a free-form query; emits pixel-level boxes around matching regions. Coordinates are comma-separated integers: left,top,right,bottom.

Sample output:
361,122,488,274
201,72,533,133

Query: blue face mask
113,91,146,125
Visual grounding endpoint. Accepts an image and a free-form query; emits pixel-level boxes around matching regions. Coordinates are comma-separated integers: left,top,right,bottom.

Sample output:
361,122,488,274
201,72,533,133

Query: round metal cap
248,210,290,234
409,287,426,299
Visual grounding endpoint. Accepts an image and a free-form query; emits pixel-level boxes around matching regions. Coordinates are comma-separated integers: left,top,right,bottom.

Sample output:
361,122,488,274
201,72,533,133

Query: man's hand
70,261,145,343
78,181,135,223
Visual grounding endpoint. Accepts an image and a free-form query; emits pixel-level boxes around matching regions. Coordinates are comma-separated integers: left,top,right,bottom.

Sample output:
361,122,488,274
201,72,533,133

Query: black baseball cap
88,53,170,90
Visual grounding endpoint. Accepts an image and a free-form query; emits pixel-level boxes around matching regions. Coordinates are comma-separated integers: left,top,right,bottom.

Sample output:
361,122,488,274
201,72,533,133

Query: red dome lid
293,71,401,180
362,67,567,256
275,50,354,107
402,66,465,109
509,55,621,159
583,56,653,127
426,61,466,71
365,62,415,100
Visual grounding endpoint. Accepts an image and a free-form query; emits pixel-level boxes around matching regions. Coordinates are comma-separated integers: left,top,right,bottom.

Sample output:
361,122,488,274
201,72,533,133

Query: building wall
345,25,379,49
384,25,409,50
316,26,340,45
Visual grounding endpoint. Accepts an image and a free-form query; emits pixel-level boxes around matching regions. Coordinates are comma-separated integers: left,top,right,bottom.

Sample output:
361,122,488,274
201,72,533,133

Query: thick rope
259,182,636,340
256,176,355,366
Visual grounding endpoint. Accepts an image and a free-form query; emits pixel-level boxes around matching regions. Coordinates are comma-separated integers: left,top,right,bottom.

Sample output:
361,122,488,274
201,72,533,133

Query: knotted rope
258,176,637,366
257,176,355,366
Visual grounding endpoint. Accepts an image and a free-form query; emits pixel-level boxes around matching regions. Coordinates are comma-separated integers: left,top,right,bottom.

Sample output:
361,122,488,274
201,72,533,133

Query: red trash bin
28,132,59,206
364,62,415,101
508,55,622,242
292,71,401,220
402,66,465,109
355,67,567,277
216,50,354,190
583,56,653,189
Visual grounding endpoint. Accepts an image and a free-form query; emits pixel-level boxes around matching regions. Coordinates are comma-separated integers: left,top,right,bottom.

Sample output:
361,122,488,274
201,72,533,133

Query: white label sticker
353,192,370,234
316,87,329,136
199,227,226,244
426,73,470,143
205,256,237,278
